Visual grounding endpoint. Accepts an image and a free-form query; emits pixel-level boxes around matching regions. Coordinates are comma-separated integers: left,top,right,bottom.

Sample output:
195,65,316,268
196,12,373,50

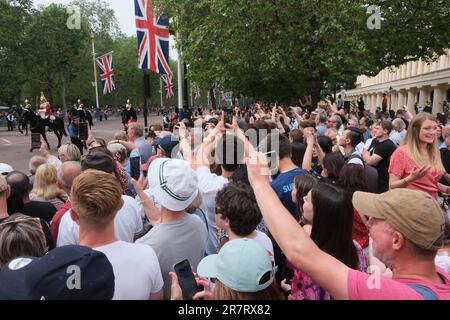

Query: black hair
322,152,345,182
310,183,359,269
294,173,318,220
345,128,363,148
215,182,262,236
291,142,307,168
231,165,250,186
317,136,333,154
215,133,244,173
264,133,292,160
337,163,368,196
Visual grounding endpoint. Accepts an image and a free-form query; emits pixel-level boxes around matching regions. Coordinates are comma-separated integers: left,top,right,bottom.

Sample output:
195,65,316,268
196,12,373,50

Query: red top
51,200,71,244
389,145,444,199
352,208,369,249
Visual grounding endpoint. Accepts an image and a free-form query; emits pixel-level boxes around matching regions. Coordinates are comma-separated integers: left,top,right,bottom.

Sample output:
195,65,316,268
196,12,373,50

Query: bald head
5,171,31,197
29,156,47,175
57,161,81,193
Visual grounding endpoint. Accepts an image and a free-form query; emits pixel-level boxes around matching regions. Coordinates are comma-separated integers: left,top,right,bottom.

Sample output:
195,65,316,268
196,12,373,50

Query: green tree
0,0,33,104
166,0,450,105
22,3,89,108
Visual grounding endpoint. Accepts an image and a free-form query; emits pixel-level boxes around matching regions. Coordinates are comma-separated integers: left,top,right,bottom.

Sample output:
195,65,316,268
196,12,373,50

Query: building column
376,93,382,110
390,91,398,111
432,87,447,114
372,94,378,112
398,90,406,109
439,55,447,70
411,61,418,77
407,90,417,114
401,65,407,79
417,60,424,74
418,88,430,107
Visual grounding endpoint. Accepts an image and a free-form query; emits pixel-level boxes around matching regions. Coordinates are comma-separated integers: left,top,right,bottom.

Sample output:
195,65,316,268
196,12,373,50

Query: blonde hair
187,191,203,212
0,214,47,267
70,169,122,230
128,123,144,137
58,143,81,162
113,131,128,141
405,113,444,172
31,164,63,200
214,279,283,300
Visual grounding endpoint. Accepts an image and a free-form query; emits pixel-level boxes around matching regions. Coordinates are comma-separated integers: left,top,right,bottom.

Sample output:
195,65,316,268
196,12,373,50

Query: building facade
346,50,450,115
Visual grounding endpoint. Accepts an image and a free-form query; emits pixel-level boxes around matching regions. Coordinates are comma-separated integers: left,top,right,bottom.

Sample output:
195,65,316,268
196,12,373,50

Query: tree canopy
166,0,450,105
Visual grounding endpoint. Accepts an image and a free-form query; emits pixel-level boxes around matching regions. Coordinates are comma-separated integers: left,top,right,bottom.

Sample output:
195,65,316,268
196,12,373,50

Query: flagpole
176,32,183,111
160,77,164,108
91,34,100,111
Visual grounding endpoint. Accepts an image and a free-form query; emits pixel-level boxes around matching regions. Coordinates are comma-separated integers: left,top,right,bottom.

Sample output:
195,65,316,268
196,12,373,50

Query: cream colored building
346,50,450,115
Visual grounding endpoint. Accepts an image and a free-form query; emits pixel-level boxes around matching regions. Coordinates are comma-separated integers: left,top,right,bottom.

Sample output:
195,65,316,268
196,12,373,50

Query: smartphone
173,259,200,300
130,156,141,181
225,108,233,125
78,122,88,141
31,133,41,150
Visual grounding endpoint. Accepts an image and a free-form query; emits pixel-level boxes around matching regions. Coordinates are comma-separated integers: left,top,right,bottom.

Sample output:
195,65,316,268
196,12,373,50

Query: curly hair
215,182,262,236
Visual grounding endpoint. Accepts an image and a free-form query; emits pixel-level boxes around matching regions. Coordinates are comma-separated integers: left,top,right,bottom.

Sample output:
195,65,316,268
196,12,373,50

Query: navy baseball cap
0,245,115,300
155,135,179,157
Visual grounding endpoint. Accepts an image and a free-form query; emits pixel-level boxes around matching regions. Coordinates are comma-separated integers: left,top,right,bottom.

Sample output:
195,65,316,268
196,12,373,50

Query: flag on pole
162,74,174,98
95,52,116,95
194,85,201,100
135,0,172,77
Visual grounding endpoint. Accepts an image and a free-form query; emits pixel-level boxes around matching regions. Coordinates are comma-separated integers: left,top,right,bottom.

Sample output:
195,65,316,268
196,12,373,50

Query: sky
33,0,178,58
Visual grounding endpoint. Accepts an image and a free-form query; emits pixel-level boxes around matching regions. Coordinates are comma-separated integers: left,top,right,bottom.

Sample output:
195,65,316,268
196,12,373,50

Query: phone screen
130,156,140,181
78,123,88,141
173,259,199,300
225,108,233,125
31,133,41,150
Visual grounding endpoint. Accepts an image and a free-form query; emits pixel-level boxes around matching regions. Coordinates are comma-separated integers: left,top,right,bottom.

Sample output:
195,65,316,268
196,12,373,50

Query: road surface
0,116,163,174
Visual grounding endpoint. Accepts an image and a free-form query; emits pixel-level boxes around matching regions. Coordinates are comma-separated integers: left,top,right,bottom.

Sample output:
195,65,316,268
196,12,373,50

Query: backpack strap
407,284,439,300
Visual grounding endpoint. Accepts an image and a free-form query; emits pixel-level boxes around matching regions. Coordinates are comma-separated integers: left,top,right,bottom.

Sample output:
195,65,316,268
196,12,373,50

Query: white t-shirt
94,241,163,300
252,231,275,265
435,255,450,275
195,166,229,255
57,195,143,247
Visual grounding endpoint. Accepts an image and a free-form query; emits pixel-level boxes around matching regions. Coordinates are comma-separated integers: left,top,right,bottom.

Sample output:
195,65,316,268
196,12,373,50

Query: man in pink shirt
246,152,450,300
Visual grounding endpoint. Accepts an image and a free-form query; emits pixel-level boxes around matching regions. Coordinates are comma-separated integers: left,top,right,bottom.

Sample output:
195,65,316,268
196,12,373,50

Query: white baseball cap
148,158,198,211
0,163,13,176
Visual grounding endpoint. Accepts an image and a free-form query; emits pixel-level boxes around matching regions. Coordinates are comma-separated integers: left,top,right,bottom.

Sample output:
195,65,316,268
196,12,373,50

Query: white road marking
1,138,12,145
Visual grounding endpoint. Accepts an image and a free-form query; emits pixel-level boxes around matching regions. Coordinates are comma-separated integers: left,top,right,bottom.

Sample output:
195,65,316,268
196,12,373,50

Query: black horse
23,111,67,151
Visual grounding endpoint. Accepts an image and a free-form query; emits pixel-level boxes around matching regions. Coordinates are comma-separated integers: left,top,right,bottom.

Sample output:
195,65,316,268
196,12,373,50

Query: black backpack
346,153,379,194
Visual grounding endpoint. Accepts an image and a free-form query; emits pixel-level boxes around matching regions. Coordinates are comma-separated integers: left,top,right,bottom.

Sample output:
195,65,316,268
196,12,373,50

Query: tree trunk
306,68,322,111
61,72,66,111
210,87,216,110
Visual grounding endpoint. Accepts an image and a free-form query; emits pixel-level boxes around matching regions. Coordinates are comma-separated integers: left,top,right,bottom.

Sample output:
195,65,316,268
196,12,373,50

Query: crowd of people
0,96,449,300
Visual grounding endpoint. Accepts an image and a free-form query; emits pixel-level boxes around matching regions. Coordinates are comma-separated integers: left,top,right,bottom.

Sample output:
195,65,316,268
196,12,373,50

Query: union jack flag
194,85,201,100
162,74,174,98
96,52,116,95
135,0,172,77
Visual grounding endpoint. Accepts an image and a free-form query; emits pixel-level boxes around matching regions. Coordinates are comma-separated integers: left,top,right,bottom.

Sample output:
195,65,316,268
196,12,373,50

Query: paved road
0,116,163,174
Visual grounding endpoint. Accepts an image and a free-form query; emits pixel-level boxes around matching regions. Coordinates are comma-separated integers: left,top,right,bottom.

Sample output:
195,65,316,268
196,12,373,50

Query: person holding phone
170,238,282,300
135,158,208,299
